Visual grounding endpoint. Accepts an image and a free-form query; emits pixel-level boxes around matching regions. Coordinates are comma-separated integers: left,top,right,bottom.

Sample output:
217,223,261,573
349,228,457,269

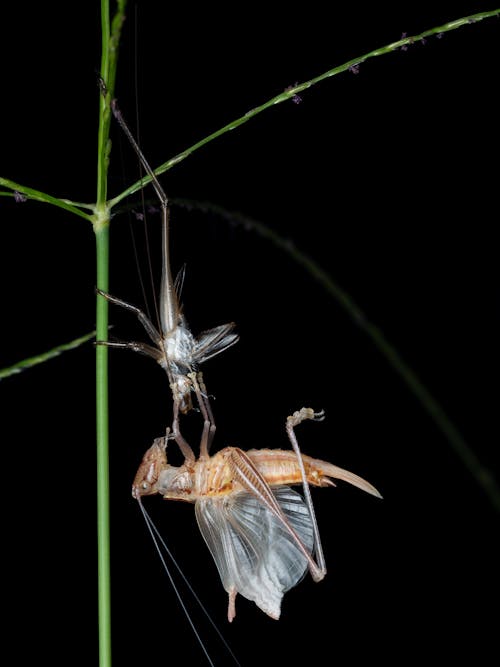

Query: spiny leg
170,392,195,465
188,372,216,459
286,408,326,578
198,373,217,454
228,446,325,582
95,339,164,362
96,288,163,348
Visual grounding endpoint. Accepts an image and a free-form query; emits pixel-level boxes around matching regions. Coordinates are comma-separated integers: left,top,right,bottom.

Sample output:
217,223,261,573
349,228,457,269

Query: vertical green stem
96,225,111,667
96,2,112,663
95,2,127,666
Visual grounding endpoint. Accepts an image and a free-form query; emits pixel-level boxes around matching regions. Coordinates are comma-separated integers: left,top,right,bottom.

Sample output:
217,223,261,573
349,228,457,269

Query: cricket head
132,437,168,499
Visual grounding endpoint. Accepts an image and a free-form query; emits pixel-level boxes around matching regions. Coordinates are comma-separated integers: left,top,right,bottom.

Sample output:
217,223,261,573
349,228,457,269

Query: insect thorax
157,465,194,500
163,325,196,368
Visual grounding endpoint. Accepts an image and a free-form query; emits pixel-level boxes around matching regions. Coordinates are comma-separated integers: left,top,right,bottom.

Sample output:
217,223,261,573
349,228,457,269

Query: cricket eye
132,480,152,498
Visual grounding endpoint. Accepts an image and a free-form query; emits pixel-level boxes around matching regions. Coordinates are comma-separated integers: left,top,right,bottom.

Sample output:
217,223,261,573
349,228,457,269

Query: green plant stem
110,9,500,208
95,2,126,667
95,224,111,667
95,7,112,667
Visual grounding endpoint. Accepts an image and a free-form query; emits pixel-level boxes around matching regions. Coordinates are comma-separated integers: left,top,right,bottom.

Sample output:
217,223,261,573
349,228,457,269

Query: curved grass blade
0,177,93,222
110,9,500,208
0,331,96,380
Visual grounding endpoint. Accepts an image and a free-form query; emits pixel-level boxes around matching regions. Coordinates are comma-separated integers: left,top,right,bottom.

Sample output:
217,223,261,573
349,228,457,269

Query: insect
96,86,238,460
99,82,381,627
133,405,382,621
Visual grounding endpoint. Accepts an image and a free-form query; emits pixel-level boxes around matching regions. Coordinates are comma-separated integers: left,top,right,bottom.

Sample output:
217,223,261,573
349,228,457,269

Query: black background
1,2,499,665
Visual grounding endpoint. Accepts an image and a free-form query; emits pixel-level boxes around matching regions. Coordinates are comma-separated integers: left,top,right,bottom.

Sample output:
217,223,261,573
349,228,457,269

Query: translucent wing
195,486,314,620
193,323,239,364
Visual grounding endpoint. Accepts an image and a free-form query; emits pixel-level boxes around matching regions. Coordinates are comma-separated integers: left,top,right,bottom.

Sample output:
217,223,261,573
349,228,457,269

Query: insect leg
95,339,164,362
198,373,217,453
227,587,237,623
229,447,325,582
286,408,326,578
96,288,163,347
188,372,216,459
170,394,196,464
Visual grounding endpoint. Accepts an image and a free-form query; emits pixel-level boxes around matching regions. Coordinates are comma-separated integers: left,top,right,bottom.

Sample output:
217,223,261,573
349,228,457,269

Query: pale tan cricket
99,85,382,625
133,403,382,621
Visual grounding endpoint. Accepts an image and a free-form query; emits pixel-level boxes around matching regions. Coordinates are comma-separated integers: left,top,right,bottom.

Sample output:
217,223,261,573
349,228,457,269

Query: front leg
96,288,163,349
95,339,164,363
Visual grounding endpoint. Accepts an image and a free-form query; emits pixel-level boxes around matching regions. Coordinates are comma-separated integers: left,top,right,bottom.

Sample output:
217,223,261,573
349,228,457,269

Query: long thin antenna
138,501,241,666
130,16,159,330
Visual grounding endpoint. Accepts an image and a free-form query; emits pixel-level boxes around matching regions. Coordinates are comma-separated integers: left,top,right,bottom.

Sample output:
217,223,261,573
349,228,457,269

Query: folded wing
193,323,239,364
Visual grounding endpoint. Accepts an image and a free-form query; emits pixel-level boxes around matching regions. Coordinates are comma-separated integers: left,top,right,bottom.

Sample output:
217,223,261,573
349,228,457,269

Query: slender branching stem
95,3,127,667
109,9,500,208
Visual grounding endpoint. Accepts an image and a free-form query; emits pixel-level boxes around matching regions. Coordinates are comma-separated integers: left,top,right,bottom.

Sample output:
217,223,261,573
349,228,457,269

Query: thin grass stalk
0,331,96,380
95,2,127,666
95,226,111,667
109,9,500,208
